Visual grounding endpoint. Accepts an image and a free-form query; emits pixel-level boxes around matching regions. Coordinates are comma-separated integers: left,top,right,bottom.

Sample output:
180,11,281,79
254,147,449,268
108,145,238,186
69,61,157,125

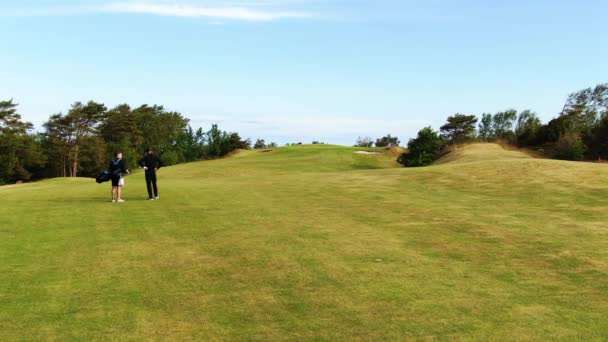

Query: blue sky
1,0,606,145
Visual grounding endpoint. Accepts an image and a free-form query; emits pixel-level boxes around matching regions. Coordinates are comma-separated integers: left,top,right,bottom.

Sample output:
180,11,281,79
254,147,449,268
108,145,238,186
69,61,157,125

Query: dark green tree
132,105,189,158
43,101,106,177
554,133,586,161
177,125,204,162
375,134,400,147
0,100,46,183
440,114,478,144
398,127,443,167
205,124,230,157
99,104,142,166
536,116,571,144
78,135,108,177
478,113,494,141
492,109,517,139
587,115,608,160
254,139,266,149
228,132,251,150
515,110,542,146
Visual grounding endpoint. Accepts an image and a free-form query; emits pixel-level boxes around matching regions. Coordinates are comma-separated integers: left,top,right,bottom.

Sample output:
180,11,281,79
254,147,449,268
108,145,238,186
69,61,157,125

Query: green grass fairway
2,144,608,340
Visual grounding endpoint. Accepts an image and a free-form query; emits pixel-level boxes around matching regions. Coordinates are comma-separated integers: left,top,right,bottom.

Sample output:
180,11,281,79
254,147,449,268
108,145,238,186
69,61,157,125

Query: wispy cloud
0,0,316,22
100,1,313,21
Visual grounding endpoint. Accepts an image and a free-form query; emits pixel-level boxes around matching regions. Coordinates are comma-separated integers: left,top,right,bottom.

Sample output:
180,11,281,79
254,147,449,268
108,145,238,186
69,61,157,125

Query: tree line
355,135,401,148
0,100,250,184
400,83,608,166
2,83,606,183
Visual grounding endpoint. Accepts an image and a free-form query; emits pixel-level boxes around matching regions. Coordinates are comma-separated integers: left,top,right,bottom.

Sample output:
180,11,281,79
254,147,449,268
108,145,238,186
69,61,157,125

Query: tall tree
99,104,143,161
515,110,542,146
561,83,608,131
0,100,46,183
205,124,230,157
492,109,517,139
78,135,108,177
132,105,189,157
43,113,72,177
43,101,106,177
440,114,478,144
0,100,31,134
478,113,494,141
177,125,204,162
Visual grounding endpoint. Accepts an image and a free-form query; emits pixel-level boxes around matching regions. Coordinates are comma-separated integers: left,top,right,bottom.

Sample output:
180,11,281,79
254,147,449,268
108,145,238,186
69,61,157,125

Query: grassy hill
1,144,608,340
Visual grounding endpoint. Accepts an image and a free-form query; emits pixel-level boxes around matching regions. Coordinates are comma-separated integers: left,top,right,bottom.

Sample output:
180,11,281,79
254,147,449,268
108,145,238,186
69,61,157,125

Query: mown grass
1,143,607,340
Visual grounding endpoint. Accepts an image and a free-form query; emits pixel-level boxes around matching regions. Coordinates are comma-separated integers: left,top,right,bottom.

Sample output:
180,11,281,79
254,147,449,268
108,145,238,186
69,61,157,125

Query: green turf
1,143,608,340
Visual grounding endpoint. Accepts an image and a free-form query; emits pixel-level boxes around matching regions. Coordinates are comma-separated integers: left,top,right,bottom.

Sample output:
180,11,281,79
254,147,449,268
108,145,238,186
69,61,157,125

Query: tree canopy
375,134,400,148
398,127,442,167
0,100,251,184
440,114,478,144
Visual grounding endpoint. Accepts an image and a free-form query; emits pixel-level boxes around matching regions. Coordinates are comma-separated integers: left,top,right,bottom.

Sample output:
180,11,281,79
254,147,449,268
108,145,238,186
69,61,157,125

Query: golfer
139,148,163,200
109,151,129,203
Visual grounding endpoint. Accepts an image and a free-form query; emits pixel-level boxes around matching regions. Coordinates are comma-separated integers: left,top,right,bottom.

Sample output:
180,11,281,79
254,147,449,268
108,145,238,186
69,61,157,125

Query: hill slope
435,143,534,164
1,144,608,340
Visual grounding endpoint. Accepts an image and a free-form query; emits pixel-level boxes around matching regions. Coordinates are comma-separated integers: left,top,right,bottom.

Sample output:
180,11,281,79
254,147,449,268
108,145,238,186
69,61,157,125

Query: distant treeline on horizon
0,102,253,185
1,82,607,184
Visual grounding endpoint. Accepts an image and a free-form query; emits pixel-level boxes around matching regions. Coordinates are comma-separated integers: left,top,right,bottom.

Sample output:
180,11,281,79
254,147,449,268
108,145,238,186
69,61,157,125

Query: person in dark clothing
109,151,129,203
139,148,163,200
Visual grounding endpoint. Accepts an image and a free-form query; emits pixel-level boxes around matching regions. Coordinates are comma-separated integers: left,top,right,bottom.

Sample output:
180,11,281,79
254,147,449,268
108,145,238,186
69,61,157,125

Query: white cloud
100,1,313,21
0,1,315,21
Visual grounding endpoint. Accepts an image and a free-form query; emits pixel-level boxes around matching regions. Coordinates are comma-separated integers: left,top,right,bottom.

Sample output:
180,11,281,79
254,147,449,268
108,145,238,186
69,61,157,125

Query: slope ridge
435,143,534,165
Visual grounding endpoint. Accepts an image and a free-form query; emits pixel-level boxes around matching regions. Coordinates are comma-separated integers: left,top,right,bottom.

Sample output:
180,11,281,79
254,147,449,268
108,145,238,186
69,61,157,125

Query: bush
228,133,251,150
399,150,437,167
254,139,266,149
375,134,400,147
399,127,443,167
161,150,179,166
554,133,586,161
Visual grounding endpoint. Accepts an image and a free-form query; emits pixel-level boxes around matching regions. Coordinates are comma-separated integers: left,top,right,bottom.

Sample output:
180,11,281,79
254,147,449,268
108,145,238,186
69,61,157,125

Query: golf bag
96,170,111,184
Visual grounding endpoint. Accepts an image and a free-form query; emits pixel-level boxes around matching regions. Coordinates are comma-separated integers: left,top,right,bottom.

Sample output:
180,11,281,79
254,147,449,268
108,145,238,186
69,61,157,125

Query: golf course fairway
1,143,607,340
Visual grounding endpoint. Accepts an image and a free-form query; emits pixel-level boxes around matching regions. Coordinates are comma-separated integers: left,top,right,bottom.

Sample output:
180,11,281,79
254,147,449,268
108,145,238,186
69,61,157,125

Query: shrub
228,133,251,150
399,127,443,167
161,150,179,166
254,139,266,149
375,134,400,147
554,133,586,161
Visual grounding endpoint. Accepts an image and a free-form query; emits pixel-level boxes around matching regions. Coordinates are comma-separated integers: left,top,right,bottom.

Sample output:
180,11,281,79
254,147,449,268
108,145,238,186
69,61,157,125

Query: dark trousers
145,172,158,198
